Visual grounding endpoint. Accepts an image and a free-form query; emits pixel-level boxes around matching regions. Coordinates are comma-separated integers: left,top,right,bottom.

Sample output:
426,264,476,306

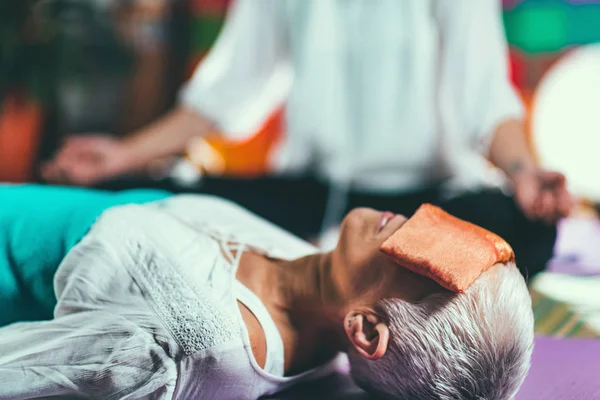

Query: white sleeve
434,0,524,153
0,219,178,399
0,312,177,399
179,0,291,137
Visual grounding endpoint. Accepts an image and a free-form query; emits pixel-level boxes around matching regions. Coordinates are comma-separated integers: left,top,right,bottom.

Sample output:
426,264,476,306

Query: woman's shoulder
81,203,208,271
80,202,246,348
148,195,319,259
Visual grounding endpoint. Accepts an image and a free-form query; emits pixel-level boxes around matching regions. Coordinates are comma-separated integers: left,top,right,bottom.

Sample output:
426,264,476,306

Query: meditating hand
42,134,132,186
42,107,216,186
513,168,574,224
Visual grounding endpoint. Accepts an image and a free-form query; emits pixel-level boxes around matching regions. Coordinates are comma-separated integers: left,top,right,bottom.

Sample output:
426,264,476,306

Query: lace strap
125,241,239,355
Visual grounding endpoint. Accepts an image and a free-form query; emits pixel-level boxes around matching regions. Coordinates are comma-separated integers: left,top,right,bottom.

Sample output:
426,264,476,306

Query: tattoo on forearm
508,161,525,175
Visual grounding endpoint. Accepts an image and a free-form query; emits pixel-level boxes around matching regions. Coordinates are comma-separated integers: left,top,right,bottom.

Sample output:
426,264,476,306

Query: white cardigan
0,195,342,399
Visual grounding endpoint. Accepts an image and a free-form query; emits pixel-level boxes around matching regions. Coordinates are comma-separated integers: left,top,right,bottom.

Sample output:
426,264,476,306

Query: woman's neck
237,251,350,375
274,252,350,373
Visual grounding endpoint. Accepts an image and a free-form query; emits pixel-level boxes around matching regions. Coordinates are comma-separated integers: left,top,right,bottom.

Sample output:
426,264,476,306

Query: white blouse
180,0,523,193
0,195,343,399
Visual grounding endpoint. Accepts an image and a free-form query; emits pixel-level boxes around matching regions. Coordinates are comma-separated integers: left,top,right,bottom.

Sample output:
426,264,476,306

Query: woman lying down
0,186,534,399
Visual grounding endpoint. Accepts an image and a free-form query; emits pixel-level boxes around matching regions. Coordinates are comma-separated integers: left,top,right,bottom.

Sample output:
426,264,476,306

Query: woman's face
337,207,407,267
334,208,442,301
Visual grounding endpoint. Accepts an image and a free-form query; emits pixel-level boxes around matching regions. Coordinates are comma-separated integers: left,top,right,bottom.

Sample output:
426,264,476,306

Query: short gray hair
348,263,534,400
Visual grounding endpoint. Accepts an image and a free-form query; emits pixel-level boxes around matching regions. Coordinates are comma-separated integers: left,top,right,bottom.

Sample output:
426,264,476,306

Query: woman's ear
344,309,390,361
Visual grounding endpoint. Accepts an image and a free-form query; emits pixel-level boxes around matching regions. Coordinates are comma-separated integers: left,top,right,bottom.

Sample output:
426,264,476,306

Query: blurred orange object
190,0,230,15
186,107,284,177
0,95,43,182
509,48,527,89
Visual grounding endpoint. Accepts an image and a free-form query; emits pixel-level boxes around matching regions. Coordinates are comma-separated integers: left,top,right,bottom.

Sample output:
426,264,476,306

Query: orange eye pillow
380,204,514,292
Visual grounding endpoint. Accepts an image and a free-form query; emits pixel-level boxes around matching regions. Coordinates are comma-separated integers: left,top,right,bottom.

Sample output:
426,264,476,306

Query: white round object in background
532,44,600,201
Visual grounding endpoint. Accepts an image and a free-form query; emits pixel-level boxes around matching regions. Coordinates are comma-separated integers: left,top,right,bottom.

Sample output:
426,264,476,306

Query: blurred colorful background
1,0,600,181
503,0,600,102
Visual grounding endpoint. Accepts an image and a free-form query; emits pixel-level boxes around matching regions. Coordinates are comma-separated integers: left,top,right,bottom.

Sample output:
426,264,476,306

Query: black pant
101,175,556,280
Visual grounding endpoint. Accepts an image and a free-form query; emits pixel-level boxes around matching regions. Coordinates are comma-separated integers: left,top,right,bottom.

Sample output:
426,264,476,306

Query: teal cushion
0,184,172,325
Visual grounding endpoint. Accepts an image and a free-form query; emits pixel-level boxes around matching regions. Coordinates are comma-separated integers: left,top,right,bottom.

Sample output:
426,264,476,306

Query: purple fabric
265,372,368,400
267,337,600,399
547,218,600,276
516,337,600,400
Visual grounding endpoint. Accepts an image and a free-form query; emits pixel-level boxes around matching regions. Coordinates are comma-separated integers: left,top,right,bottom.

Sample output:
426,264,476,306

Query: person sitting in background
42,0,573,278
0,188,533,400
